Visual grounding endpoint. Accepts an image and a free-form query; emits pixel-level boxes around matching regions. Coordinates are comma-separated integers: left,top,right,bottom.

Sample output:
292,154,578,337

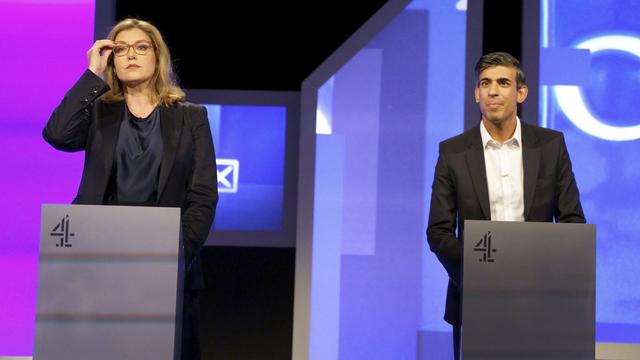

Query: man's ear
517,85,529,104
474,86,480,103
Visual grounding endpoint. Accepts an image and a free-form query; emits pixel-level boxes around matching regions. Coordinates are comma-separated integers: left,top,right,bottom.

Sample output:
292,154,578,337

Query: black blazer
43,70,218,289
426,121,586,325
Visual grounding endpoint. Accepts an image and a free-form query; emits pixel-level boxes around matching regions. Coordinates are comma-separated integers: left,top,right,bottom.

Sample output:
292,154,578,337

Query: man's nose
488,82,499,96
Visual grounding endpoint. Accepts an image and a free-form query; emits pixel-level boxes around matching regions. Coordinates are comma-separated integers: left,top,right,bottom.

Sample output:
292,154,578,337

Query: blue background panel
203,104,286,231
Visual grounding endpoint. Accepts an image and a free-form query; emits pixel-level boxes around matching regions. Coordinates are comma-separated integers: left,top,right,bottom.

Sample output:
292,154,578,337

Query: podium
462,220,596,359
35,204,184,360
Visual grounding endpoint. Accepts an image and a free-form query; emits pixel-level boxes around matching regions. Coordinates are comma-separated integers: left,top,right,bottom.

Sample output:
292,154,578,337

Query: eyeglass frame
112,40,155,57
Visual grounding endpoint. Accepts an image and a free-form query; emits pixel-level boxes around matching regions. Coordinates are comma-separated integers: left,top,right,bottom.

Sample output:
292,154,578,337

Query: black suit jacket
43,70,218,289
426,121,586,325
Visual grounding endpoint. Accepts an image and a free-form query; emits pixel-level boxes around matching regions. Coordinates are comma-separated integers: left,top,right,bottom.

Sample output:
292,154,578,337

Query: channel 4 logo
474,231,497,263
217,158,239,193
50,214,74,248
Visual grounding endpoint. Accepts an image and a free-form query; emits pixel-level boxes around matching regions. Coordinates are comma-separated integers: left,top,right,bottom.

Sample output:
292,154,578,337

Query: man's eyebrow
479,77,512,83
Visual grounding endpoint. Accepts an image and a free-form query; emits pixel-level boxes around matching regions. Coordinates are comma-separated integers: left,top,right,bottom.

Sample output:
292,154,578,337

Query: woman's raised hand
87,40,116,79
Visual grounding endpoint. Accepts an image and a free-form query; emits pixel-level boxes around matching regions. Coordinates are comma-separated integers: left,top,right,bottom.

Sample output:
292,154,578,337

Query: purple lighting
0,0,94,355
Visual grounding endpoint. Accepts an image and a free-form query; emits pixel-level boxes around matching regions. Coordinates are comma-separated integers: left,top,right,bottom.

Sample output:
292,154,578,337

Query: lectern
463,220,596,360
35,204,184,359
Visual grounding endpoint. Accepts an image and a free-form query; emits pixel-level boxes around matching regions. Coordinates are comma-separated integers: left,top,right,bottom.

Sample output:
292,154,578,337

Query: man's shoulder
522,121,565,145
438,125,479,153
437,121,567,153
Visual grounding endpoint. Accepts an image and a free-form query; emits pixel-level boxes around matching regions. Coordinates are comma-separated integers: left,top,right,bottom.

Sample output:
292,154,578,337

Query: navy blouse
111,106,163,203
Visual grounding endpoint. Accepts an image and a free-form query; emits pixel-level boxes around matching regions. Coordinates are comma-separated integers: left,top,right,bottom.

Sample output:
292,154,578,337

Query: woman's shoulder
171,101,205,112
169,101,206,118
168,101,208,127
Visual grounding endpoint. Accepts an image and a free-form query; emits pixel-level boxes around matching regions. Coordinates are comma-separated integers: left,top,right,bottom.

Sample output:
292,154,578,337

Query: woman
43,18,217,359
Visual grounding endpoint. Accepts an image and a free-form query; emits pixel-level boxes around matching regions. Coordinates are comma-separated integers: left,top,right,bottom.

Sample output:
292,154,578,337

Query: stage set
1,0,639,359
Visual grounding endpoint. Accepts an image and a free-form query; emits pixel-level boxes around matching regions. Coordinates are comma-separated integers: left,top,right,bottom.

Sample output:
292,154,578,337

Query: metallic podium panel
35,204,183,360
463,220,596,360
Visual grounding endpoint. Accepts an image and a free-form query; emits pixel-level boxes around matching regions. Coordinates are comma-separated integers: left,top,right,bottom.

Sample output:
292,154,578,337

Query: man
426,52,586,360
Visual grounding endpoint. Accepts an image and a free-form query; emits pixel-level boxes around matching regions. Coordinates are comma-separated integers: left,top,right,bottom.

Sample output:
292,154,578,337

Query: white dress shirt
480,117,525,221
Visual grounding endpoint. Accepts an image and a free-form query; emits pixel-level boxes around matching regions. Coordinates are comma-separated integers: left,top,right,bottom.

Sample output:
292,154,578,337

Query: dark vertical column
465,0,527,130
482,0,523,58
94,0,115,39
521,0,541,126
464,0,485,130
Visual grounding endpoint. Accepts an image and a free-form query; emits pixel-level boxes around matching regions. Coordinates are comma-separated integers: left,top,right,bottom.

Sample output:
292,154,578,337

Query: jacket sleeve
43,69,110,152
181,105,219,265
554,134,586,223
426,146,461,284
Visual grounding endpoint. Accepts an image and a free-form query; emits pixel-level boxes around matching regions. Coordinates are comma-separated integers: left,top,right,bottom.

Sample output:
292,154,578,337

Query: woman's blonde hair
101,18,185,105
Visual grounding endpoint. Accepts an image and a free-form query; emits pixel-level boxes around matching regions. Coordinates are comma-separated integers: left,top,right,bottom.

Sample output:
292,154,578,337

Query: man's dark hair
475,52,526,88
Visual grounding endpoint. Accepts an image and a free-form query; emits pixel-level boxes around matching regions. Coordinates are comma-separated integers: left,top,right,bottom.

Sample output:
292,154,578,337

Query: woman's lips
126,64,140,69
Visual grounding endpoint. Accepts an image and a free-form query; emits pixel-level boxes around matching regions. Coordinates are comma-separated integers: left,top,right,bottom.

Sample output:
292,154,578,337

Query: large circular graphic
553,35,640,141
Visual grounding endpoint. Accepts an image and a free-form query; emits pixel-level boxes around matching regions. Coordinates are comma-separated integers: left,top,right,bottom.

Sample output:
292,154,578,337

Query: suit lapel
101,101,125,181
157,104,184,201
522,122,540,220
464,124,491,219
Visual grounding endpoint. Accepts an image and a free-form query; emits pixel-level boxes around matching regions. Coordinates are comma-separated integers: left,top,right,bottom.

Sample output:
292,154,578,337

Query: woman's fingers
87,40,115,78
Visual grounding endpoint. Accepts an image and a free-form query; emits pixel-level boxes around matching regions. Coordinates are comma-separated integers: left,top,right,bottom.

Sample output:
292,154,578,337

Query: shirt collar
480,117,522,149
